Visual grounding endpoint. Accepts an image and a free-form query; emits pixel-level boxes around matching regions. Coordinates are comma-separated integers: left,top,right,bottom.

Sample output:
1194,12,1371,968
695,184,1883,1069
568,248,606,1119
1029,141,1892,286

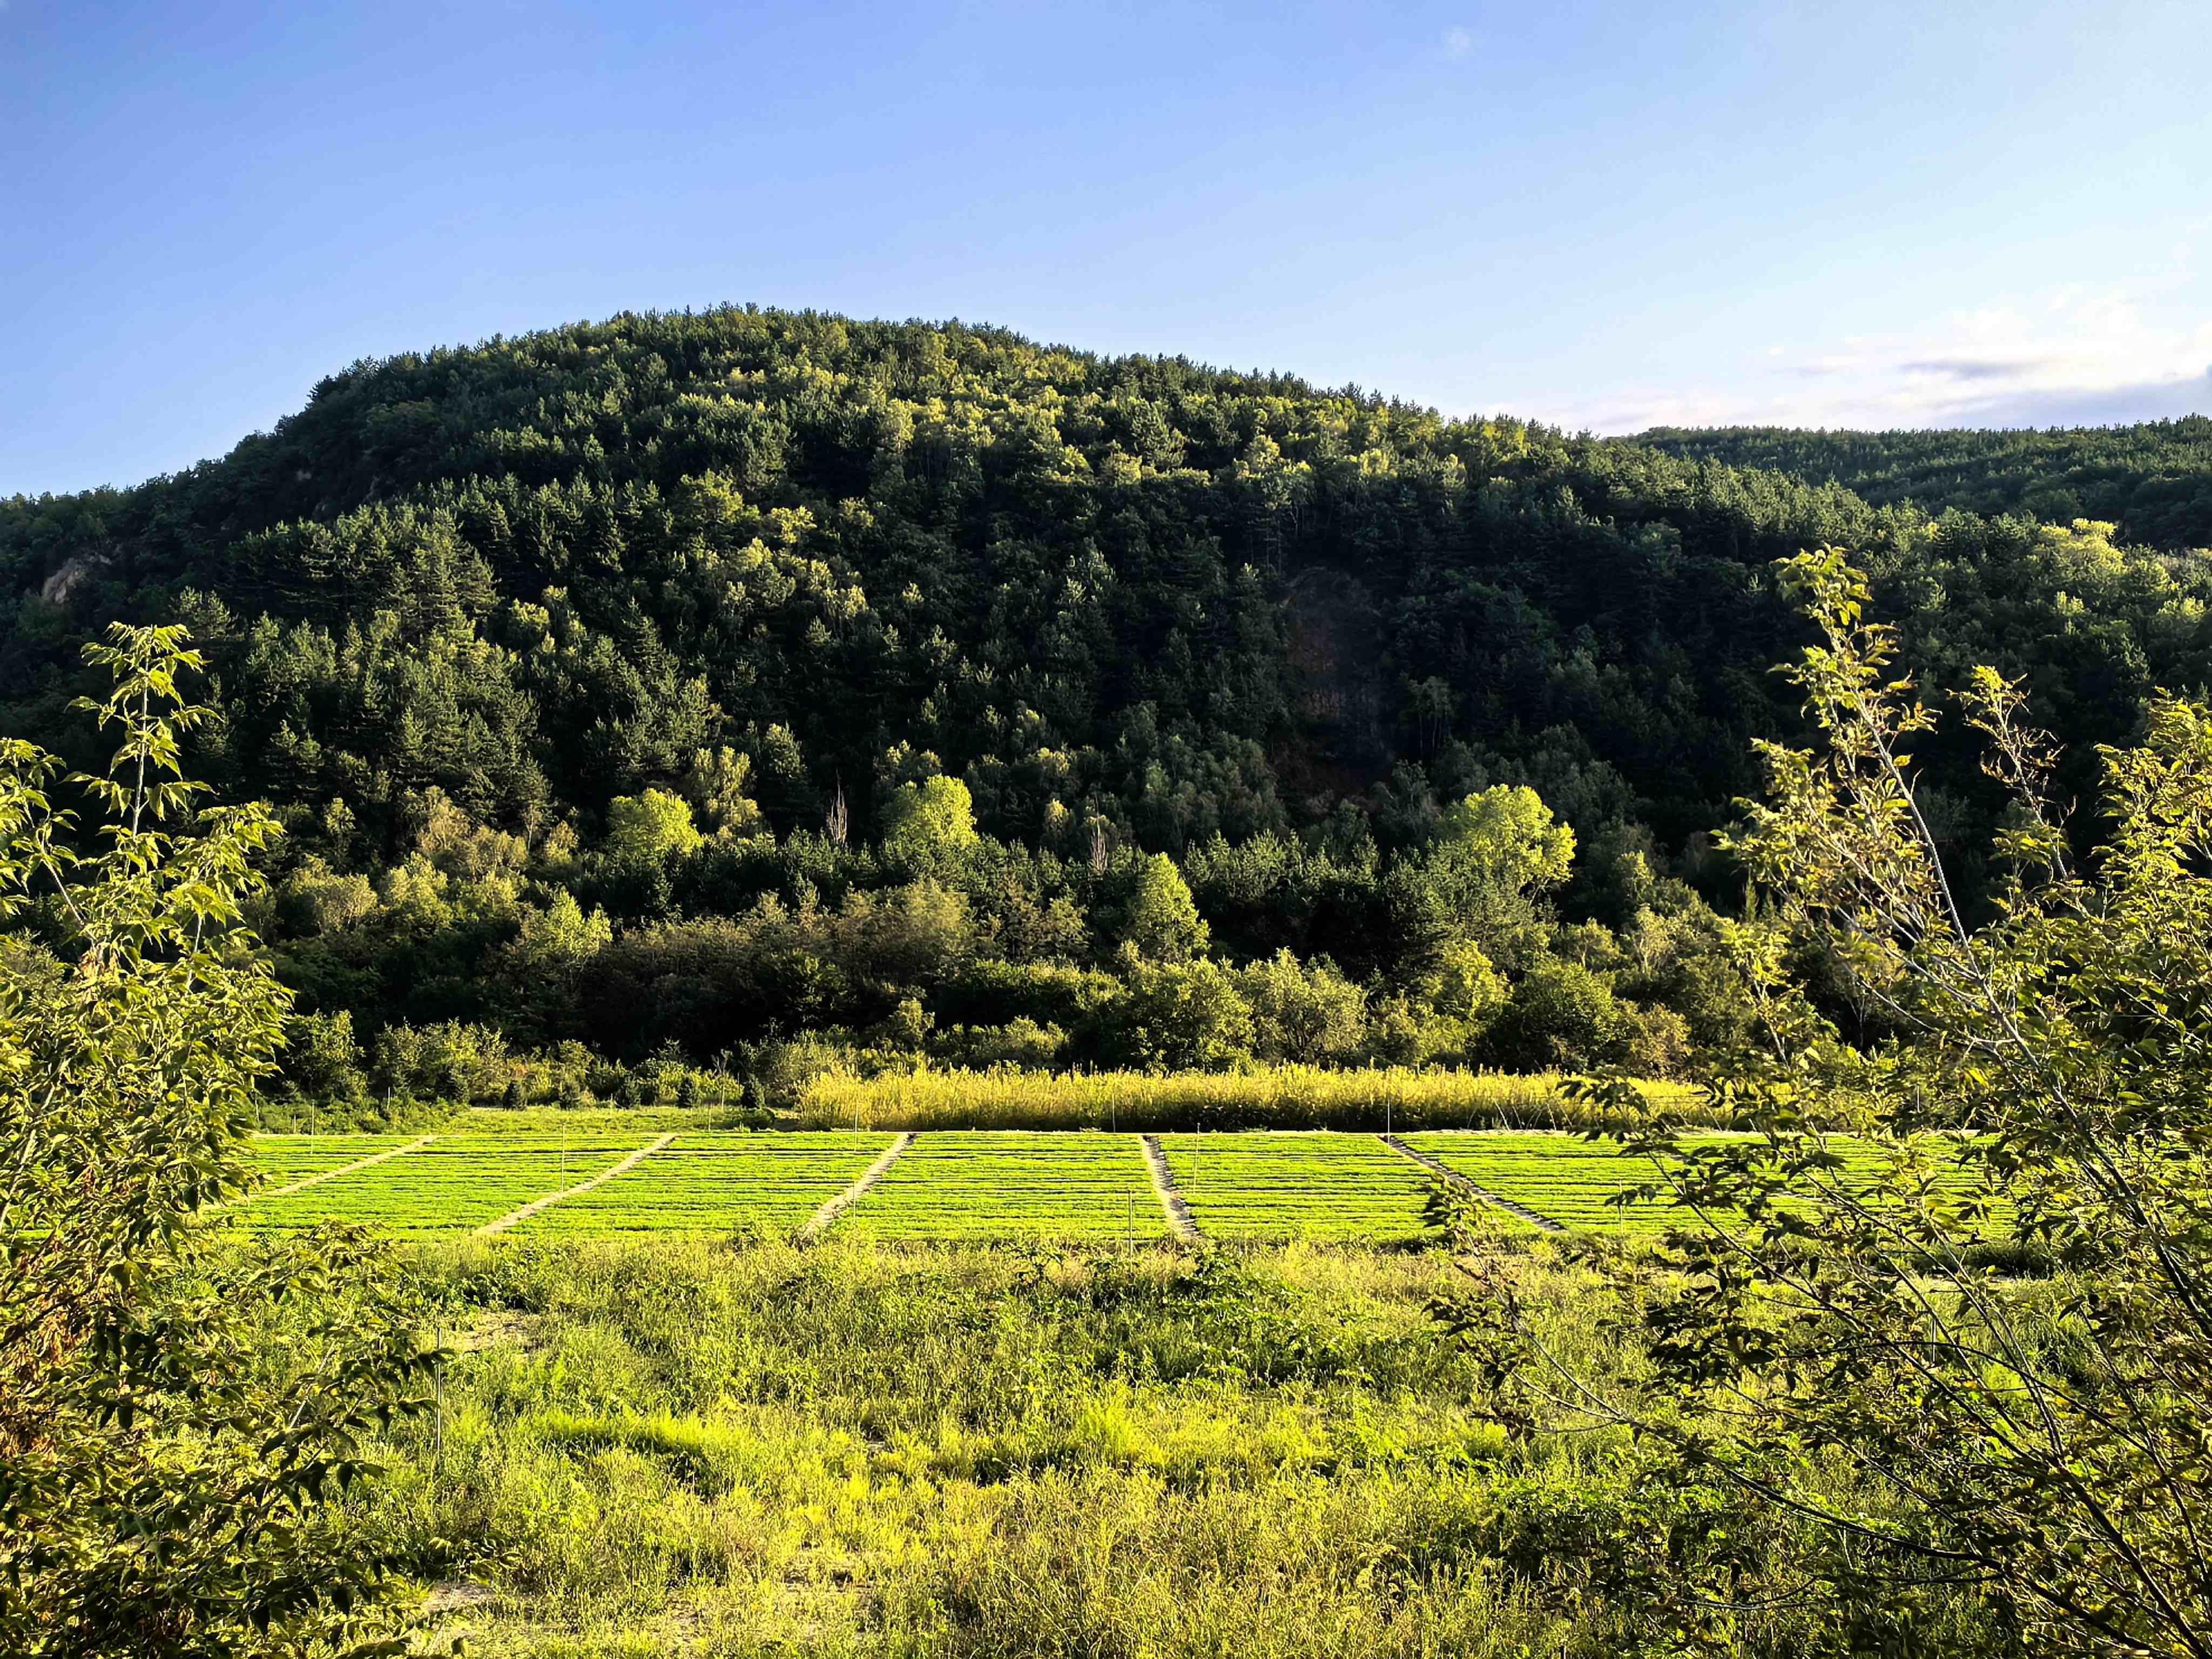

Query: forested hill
1634,416,2212,551
6,306,2212,1097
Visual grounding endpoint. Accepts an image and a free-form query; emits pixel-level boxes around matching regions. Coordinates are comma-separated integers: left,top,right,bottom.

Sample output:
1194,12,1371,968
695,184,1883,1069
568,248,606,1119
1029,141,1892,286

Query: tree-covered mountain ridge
6,305,2211,1103
1633,415,2212,550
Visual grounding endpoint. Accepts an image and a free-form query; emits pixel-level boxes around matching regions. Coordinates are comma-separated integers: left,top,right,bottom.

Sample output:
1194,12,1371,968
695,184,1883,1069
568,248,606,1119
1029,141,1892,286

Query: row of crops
237,1129,1999,1244
838,1132,1161,1240
1155,1132,1444,1240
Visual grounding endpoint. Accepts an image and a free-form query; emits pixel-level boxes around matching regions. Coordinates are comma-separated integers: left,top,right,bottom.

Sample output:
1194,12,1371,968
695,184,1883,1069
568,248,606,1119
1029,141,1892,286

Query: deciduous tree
0,625,433,1657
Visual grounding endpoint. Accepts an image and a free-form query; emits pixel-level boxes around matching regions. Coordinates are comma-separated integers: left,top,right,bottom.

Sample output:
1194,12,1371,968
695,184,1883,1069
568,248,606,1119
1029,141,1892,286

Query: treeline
1635,415,2212,551
255,772,1750,1110
6,308,2212,1104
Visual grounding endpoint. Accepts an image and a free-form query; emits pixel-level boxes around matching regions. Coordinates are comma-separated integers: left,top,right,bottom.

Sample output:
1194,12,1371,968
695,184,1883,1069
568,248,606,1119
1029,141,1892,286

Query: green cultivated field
247,1134,645,1233
249,1132,421,1188
243,1127,2009,1244
831,1130,1165,1242
1788,1136,2016,1241
1410,1131,2012,1239
511,1131,894,1237
1157,1131,1454,1242
1408,1131,1692,1234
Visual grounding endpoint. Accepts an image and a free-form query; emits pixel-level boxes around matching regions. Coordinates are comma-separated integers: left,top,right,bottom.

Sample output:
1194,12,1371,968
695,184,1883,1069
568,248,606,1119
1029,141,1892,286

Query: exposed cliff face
38,552,110,606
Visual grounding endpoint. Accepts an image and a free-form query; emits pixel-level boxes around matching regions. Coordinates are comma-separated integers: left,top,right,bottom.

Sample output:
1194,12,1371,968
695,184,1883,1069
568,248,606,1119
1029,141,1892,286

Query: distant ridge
8,306,2212,1079
1630,416,2212,550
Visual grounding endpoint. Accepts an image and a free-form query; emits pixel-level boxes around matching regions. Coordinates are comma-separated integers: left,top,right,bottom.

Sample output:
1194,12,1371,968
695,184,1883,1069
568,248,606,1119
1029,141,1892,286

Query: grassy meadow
329,1232,2001,1658
231,1112,2029,1651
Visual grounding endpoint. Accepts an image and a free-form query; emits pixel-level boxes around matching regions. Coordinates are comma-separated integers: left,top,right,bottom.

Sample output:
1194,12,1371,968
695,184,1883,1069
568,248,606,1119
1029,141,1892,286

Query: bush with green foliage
1094,954,1257,1073
0,625,432,1656
1454,550,2212,1656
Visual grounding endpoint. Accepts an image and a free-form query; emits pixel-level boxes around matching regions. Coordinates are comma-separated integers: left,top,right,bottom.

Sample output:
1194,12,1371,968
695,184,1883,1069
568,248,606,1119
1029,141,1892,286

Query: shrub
1094,956,1254,1071
0,624,431,1654
1235,949,1367,1063
369,1017,511,1103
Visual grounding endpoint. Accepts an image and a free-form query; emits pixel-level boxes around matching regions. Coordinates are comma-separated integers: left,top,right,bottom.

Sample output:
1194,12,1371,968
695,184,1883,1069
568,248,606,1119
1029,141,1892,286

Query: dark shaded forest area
6,308,2209,1109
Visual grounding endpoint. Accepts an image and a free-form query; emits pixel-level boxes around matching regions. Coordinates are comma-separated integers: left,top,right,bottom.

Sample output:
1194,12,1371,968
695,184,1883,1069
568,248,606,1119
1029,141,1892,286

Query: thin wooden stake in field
475,1134,676,1238
799,1131,916,1240
433,1320,446,1478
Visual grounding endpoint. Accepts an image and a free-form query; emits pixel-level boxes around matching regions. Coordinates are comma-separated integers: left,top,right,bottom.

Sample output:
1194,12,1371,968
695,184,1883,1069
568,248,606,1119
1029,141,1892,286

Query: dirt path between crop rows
255,1134,439,1202
1378,1133,1566,1232
800,1131,916,1240
476,1134,677,1238
1139,1135,1202,1241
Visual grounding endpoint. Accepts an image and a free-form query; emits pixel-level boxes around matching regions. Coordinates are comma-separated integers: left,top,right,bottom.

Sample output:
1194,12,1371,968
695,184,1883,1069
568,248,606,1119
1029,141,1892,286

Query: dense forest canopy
6,306,2210,1103
1634,415,2212,550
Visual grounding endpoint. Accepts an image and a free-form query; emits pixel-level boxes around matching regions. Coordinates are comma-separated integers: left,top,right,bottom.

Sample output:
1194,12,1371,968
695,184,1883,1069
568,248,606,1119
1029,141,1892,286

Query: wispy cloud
1442,25,1474,59
1565,279,2212,434
1899,357,2049,382
1936,368,2212,430
1785,358,1859,379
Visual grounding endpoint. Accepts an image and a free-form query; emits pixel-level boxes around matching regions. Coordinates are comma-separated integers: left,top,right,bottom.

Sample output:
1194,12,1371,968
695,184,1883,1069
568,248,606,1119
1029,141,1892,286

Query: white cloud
1442,25,1474,58
1564,281,2212,434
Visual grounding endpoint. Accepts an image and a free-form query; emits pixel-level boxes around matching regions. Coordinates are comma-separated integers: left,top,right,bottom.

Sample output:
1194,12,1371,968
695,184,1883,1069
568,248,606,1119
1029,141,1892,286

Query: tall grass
794,1064,1714,1133
363,1236,2003,1656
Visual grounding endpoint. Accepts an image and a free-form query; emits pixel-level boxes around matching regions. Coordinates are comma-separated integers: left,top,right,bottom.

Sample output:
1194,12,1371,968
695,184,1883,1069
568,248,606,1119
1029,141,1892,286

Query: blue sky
5,0,2208,495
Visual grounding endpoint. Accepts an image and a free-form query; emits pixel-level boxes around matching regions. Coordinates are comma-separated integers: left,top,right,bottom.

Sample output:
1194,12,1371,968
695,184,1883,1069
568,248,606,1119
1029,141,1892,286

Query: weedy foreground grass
359,1236,2000,1658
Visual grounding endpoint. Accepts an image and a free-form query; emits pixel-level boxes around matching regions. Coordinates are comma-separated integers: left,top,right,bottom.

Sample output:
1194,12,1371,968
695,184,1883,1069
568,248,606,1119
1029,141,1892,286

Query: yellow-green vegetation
241,1126,1689,1242
512,1132,896,1238
795,1064,1704,1132
1410,1130,2018,1238
831,1130,1165,1242
248,1131,423,1187
1408,1130,1691,1235
364,1235,1999,1657
458,1104,751,1136
1157,1130,1455,1242
248,1134,648,1233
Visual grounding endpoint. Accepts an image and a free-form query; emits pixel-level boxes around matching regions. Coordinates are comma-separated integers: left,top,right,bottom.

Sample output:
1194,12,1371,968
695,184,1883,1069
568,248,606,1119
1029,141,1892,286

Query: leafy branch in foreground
1443,547,2212,1656
0,624,437,1658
